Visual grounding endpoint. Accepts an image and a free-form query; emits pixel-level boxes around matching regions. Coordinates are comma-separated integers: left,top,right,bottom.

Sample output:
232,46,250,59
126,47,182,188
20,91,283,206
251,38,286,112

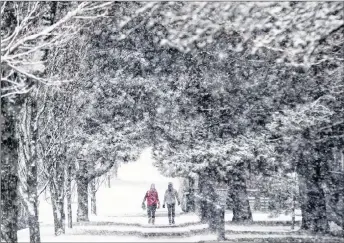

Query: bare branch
38,180,50,196
79,2,112,12
1,85,34,98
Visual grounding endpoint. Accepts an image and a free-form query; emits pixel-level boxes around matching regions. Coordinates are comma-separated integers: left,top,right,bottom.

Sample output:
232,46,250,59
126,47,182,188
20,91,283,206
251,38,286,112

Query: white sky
117,147,179,185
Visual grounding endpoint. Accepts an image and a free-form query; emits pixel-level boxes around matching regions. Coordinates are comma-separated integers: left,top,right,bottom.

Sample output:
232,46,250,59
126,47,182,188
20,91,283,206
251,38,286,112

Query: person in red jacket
142,184,160,224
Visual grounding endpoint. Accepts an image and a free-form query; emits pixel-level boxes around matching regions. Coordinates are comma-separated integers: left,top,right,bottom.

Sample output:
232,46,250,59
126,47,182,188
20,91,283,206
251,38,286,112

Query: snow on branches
137,2,343,68
1,2,112,98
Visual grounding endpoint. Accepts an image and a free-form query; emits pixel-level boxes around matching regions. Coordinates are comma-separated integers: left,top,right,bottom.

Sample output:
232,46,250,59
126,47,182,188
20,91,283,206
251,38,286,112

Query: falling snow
1,2,344,243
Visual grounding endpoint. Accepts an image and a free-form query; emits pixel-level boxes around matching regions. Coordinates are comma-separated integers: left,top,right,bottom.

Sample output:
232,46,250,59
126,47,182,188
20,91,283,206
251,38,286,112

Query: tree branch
6,2,87,55
88,158,115,182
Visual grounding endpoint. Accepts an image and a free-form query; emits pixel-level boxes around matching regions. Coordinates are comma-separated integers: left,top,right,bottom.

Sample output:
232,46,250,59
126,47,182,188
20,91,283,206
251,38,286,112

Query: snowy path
17,149,344,242
18,213,344,242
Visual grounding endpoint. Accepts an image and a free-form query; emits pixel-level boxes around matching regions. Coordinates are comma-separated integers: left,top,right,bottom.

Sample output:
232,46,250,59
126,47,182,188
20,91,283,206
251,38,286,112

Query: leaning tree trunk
229,167,253,223
90,179,97,215
1,97,20,242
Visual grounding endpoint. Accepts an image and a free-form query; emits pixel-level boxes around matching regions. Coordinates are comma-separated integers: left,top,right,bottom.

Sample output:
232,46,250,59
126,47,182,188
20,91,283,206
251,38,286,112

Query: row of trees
147,1,344,232
1,2,343,242
1,2,154,242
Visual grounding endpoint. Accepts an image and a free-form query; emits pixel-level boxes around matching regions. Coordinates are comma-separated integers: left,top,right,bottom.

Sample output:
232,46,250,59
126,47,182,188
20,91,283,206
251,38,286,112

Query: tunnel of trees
1,2,343,242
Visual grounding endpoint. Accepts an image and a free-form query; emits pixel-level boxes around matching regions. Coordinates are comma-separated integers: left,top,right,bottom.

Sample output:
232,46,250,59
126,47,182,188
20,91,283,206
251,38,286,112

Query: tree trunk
50,190,65,236
1,169,19,243
52,199,65,235
76,159,90,222
114,163,118,178
205,183,217,232
90,179,97,215
325,169,344,231
76,177,89,222
187,177,195,212
198,174,217,229
299,174,329,233
198,175,208,223
27,167,41,243
75,158,114,221
107,173,111,188
50,181,65,236
229,168,253,222
298,175,308,230
66,164,72,228
49,150,66,236
27,95,41,243
16,93,42,243
1,97,20,243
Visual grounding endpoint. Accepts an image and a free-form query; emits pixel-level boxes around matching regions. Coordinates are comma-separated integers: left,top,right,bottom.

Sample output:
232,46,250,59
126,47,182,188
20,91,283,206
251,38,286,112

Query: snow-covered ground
36,148,180,223
19,148,184,241
17,148,344,242
94,148,181,217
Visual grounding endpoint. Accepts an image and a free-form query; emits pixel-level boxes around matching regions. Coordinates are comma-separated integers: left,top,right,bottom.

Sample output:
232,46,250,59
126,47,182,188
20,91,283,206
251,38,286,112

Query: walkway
17,148,344,242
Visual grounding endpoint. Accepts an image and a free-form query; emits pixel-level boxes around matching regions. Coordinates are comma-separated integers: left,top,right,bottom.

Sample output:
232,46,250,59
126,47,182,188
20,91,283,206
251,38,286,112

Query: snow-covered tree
143,2,343,232
0,1,151,240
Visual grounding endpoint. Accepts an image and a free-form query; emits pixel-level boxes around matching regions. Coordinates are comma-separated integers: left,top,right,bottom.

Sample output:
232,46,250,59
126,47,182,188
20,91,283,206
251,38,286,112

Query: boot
172,218,175,225
152,218,155,225
148,218,152,224
169,218,172,225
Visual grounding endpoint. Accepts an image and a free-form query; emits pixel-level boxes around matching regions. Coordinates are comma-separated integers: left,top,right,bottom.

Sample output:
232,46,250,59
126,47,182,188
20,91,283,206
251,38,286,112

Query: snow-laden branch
2,2,40,53
6,2,84,55
1,2,113,98
3,2,112,57
79,2,112,12
141,2,343,68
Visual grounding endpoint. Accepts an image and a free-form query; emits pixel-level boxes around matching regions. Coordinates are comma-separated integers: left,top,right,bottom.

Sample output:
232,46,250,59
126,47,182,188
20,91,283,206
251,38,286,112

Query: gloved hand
163,204,165,208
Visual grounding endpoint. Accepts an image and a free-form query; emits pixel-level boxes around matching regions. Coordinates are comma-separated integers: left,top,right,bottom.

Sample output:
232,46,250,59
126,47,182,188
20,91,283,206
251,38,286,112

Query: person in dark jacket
142,184,160,224
163,182,180,225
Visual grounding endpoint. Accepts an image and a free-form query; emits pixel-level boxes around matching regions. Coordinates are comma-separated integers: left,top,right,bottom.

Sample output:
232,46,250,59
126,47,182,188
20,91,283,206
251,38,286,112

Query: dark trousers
167,203,175,223
147,204,157,219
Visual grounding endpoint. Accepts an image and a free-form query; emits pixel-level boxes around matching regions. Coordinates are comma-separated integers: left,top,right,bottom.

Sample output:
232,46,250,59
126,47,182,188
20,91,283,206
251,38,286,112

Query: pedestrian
142,183,160,225
163,182,180,225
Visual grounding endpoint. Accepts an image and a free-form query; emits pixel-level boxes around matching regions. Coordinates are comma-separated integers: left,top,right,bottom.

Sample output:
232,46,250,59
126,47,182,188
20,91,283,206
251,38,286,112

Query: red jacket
144,189,160,206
